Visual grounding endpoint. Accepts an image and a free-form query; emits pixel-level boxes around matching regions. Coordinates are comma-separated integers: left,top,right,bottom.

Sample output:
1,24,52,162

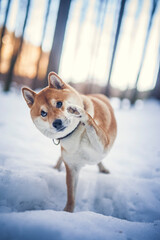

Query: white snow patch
0,88,160,239
0,211,160,240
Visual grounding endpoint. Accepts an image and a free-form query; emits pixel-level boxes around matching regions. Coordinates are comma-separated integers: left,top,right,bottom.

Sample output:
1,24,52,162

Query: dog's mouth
57,126,66,132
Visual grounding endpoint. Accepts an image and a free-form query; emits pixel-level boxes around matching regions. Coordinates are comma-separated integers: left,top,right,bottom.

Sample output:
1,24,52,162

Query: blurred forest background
0,0,160,104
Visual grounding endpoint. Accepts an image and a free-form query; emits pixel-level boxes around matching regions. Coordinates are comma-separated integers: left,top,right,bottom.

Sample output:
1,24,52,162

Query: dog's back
82,93,117,149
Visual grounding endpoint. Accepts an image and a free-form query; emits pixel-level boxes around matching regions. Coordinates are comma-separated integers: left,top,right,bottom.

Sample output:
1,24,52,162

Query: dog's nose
52,119,63,130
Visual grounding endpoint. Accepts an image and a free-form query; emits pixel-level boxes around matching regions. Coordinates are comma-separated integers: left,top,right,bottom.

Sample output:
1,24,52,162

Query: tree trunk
106,0,127,97
44,0,72,87
130,0,159,104
0,0,12,66
152,64,160,100
32,0,51,89
88,0,108,94
0,0,12,50
4,0,31,92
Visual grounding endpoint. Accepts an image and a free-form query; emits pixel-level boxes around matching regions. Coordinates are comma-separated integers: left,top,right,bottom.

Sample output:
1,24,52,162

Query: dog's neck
59,122,81,140
53,122,81,145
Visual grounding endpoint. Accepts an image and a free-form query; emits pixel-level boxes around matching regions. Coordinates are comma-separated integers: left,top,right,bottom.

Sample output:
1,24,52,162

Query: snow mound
0,89,160,239
0,211,160,240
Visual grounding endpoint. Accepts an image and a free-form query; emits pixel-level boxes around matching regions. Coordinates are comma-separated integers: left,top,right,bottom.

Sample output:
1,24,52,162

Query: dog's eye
56,101,63,108
41,110,47,117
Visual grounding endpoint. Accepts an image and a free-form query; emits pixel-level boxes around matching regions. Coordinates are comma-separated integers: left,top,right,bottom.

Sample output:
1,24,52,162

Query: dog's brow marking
40,105,47,111
51,99,56,106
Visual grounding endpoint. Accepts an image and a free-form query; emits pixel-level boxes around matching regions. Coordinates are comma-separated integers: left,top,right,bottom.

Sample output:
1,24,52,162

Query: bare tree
106,0,127,97
120,0,144,101
71,0,88,79
4,0,31,92
88,0,108,93
0,0,12,64
152,63,160,100
0,0,12,49
32,0,51,89
130,0,159,104
44,0,72,86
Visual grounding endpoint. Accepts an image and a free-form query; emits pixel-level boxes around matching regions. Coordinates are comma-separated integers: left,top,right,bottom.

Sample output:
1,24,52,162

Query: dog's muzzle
52,119,66,131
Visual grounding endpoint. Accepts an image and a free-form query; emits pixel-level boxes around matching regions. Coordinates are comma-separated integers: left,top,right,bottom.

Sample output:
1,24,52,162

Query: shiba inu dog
22,72,117,212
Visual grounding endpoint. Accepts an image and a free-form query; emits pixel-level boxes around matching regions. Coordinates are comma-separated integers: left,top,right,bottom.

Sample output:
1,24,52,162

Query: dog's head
22,72,83,139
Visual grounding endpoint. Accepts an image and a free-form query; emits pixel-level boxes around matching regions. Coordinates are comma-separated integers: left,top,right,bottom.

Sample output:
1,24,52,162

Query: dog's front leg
54,156,63,171
64,162,80,212
67,106,109,153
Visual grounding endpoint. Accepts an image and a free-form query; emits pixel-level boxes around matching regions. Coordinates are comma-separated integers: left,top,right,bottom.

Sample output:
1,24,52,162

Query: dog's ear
48,72,65,89
22,87,36,108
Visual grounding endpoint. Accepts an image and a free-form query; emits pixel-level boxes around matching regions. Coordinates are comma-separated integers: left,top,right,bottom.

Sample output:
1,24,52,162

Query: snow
0,211,160,240
0,88,160,240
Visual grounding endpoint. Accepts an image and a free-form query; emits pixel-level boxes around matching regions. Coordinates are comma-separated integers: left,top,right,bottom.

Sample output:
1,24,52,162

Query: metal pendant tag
52,139,60,145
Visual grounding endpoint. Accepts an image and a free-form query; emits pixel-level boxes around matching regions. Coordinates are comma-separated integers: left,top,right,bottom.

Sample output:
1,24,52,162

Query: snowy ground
0,88,160,240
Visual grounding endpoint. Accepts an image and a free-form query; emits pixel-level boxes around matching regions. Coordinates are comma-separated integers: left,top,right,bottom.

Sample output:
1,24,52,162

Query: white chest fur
61,124,105,168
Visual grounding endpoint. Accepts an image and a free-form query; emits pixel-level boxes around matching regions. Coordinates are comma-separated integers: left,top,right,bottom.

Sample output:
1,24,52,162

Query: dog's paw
67,105,85,117
67,105,82,117
67,105,88,124
63,204,74,212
